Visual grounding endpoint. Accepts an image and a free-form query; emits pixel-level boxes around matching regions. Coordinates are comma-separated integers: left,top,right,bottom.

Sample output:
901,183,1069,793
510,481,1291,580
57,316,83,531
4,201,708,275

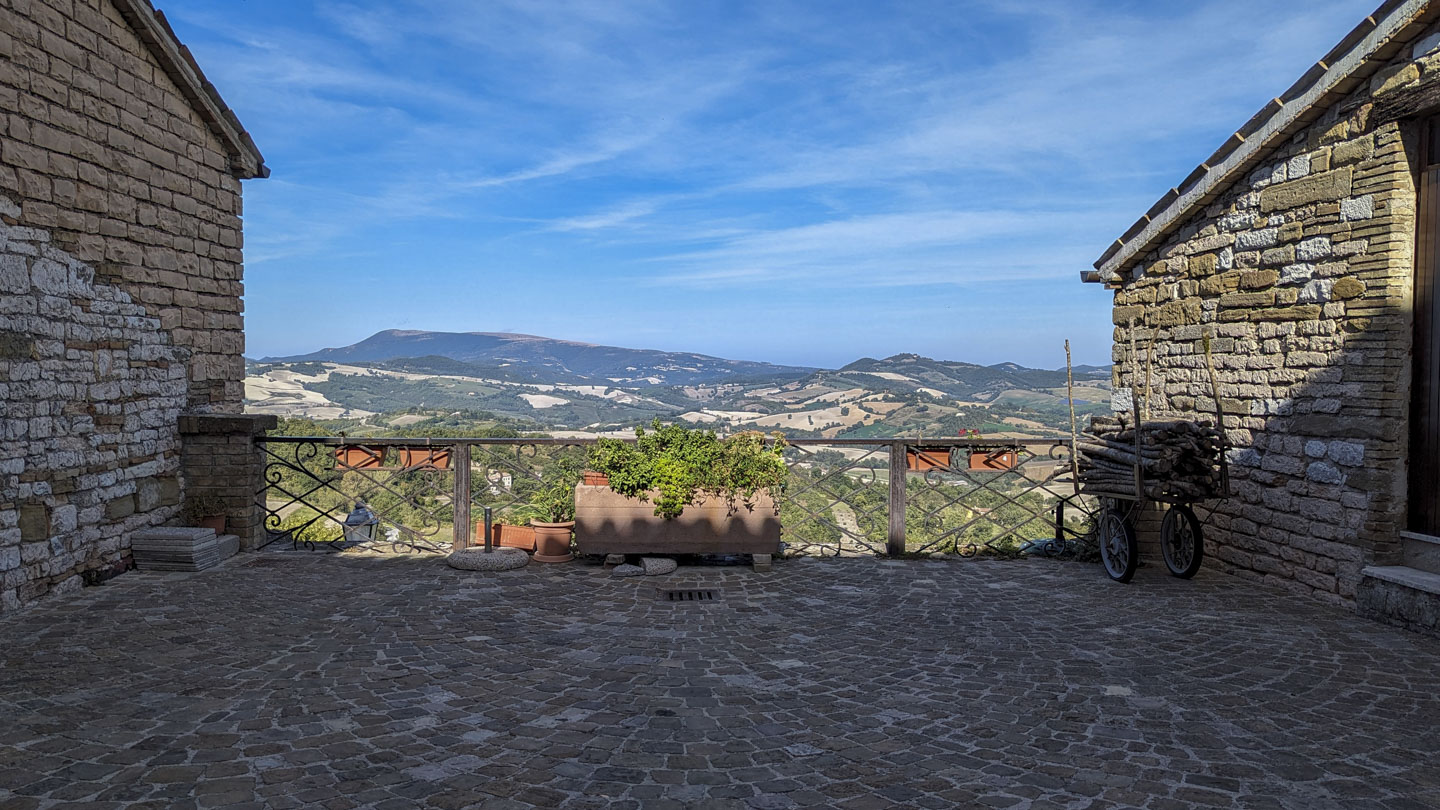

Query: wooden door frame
1408,116,1440,536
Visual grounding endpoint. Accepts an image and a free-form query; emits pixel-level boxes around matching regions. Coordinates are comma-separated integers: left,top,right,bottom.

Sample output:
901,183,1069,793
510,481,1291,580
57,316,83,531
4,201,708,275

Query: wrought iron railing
255,436,1096,558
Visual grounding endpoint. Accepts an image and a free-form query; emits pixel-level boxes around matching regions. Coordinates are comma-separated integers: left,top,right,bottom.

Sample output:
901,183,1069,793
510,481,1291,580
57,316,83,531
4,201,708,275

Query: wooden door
1410,118,1440,535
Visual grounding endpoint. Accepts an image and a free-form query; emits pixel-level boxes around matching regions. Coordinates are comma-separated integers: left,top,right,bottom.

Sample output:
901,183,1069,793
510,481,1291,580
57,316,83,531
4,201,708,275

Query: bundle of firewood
1076,416,1225,500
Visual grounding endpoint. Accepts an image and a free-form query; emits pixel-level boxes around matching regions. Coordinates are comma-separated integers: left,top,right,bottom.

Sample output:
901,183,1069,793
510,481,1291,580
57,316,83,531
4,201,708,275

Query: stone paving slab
1,555,1439,809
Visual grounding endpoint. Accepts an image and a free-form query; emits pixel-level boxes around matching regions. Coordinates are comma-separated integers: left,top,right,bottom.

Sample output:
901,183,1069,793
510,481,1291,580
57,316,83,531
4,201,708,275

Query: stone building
1085,0,1440,633
1,0,270,613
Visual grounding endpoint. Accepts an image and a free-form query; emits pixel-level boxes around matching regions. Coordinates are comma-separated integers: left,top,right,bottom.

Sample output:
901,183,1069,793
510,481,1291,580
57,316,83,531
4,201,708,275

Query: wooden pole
888,441,907,556
1202,333,1224,428
1128,319,1145,501
1127,318,1141,428
1065,340,1080,497
452,443,471,551
1142,336,1156,422
1203,333,1229,495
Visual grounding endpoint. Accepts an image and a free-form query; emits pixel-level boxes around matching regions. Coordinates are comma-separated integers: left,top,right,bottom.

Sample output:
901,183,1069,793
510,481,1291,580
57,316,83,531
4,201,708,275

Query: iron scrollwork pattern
779,442,890,557
905,440,1096,558
257,438,455,553
466,441,590,535
256,435,1098,560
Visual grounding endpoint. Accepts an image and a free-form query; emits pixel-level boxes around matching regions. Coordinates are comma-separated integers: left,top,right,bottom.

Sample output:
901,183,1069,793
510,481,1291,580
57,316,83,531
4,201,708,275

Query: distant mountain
816,354,1109,401
266,330,819,387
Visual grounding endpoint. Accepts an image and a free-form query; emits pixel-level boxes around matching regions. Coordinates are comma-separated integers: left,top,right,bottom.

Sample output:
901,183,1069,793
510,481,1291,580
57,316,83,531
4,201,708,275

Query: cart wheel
1097,509,1138,583
1160,504,1204,579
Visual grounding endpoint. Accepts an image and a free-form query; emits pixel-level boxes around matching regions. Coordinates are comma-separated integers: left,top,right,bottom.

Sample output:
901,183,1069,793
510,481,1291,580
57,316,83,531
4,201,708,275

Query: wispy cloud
646,208,1114,288
547,200,660,232
162,0,1378,364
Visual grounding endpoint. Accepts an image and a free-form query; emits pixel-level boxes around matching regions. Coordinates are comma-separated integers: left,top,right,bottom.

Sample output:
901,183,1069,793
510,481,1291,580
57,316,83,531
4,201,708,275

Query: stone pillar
178,414,278,552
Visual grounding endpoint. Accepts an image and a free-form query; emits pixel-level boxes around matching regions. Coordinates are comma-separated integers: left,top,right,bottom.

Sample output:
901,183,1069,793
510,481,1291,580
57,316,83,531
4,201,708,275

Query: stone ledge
1360,564,1440,595
1357,566,1440,638
1398,530,1440,547
178,413,277,436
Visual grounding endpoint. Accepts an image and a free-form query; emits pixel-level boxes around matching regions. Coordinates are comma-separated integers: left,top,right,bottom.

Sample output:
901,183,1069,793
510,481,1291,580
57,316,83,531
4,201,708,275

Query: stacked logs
1077,416,1225,500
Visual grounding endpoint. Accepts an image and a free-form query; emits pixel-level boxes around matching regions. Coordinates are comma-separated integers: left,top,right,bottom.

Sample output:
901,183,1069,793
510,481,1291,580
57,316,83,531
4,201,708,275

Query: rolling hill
248,335,1113,438
267,330,817,387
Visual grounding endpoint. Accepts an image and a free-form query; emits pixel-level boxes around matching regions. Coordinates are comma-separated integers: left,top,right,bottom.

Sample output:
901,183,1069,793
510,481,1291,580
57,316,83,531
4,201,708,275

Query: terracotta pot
969,449,1018,471
905,447,952,471
400,447,451,470
335,446,384,470
197,515,226,534
583,471,610,487
530,520,575,563
477,521,535,551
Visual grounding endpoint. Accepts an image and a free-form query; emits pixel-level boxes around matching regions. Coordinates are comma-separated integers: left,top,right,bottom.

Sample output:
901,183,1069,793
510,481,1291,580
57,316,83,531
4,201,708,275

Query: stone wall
1,1,263,614
0,0,247,410
1108,23,1440,606
0,192,188,610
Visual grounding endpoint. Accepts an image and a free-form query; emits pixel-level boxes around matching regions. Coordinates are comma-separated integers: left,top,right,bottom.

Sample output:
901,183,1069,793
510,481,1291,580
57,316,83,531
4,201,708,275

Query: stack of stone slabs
130,527,223,572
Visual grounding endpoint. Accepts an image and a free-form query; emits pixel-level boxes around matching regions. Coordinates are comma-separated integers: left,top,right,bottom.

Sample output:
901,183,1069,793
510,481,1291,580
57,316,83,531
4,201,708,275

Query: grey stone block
215,534,240,561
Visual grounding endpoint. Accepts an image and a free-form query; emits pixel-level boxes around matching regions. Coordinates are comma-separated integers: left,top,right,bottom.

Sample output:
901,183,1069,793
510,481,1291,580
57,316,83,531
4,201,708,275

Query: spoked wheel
1097,508,1138,583
1160,504,1204,578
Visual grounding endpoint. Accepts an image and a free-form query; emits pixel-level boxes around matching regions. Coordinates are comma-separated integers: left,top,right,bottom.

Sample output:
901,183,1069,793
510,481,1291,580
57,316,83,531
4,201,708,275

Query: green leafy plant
526,478,578,523
588,420,788,519
516,457,582,524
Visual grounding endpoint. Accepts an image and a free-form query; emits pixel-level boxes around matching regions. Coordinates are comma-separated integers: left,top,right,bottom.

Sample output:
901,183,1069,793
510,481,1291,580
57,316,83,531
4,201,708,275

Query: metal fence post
888,441,907,556
453,443,471,551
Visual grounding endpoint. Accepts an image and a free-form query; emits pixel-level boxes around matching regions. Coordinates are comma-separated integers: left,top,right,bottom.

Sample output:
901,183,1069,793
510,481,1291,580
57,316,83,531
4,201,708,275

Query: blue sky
164,0,1377,369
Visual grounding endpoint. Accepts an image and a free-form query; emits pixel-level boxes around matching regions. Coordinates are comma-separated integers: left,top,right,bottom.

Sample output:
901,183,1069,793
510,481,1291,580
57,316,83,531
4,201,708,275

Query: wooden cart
1079,431,1228,583
1063,333,1230,583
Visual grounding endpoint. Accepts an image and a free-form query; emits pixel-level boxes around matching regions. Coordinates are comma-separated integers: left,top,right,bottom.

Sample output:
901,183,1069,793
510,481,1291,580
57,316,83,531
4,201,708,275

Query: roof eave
1086,0,1434,284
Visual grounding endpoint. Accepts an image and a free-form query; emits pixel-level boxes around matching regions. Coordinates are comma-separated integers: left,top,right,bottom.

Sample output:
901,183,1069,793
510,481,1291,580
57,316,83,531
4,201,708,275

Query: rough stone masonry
1,0,266,612
1105,17,1440,607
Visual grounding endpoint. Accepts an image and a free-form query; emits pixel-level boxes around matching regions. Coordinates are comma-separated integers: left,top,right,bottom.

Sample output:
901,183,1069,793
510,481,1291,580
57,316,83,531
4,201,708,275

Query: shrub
588,420,788,519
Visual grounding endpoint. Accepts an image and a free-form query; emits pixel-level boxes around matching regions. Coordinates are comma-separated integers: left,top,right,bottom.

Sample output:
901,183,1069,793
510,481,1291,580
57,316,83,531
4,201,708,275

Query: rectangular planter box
400,447,451,470
906,447,952,471
969,448,1019,471
476,521,535,551
574,484,780,556
335,446,384,470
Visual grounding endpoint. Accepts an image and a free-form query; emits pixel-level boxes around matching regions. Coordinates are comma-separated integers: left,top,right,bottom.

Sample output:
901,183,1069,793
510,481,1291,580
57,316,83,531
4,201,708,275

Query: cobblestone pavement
2,554,1440,810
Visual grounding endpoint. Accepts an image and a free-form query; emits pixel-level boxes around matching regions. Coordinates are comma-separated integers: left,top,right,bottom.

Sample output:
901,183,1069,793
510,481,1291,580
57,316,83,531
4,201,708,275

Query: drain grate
658,588,718,603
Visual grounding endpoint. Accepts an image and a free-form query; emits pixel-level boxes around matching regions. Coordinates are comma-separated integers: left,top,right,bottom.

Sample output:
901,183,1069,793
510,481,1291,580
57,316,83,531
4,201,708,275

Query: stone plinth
179,414,278,552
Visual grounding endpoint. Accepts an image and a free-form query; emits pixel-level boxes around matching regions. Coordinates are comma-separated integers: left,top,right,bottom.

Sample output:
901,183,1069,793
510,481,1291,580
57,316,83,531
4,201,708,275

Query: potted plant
523,466,580,563
183,494,228,534
576,421,788,556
